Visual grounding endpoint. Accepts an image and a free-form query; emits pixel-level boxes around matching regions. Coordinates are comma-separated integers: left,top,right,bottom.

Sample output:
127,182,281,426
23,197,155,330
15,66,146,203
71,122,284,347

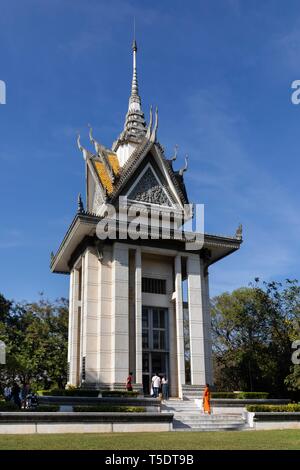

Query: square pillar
111,243,129,386
187,253,212,385
135,247,143,385
82,249,100,385
174,254,185,398
68,268,81,386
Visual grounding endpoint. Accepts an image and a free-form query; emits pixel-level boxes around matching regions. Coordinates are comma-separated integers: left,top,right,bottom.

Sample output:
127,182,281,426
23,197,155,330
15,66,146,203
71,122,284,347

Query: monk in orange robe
203,383,211,414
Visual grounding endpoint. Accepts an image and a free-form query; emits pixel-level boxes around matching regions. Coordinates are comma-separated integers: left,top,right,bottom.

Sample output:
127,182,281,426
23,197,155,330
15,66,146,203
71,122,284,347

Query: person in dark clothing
11,382,21,409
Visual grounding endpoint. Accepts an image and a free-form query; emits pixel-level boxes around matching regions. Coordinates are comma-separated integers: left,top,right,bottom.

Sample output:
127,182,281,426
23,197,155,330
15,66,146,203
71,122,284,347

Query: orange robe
203,387,211,414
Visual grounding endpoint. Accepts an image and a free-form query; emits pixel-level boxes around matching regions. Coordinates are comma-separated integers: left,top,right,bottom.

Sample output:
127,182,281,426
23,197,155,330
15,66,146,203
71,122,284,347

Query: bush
73,405,145,412
0,401,19,411
246,404,300,413
34,405,59,412
237,392,269,399
211,392,269,399
37,389,99,397
101,391,140,398
211,392,236,399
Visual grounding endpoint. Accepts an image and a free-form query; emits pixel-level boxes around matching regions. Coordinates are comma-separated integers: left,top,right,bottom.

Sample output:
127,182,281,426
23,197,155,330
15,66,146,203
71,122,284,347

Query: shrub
246,404,300,412
73,405,144,412
211,392,236,399
37,389,99,397
34,405,59,412
101,391,140,398
0,401,19,411
237,392,269,399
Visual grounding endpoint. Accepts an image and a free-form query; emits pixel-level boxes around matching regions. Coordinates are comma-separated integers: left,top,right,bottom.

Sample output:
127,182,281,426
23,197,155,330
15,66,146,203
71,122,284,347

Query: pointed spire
115,38,147,149
77,193,84,213
129,38,140,108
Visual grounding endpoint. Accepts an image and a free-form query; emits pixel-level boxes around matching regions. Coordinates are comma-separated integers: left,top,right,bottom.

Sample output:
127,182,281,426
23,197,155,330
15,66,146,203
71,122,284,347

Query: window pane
142,330,149,349
142,311,148,328
159,310,165,328
142,353,149,372
159,331,166,350
153,330,159,349
153,309,159,328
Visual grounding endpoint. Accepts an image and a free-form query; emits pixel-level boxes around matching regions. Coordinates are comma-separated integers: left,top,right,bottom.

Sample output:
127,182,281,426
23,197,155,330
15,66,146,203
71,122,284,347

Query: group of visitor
151,373,169,400
125,372,169,400
125,372,211,412
3,382,38,409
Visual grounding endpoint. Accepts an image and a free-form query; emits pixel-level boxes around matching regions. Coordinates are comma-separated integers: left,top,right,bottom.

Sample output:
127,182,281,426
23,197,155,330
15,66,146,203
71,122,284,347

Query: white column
82,249,99,385
111,243,129,385
174,254,185,398
135,247,143,385
202,269,213,385
68,268,80,386
187,253,206,385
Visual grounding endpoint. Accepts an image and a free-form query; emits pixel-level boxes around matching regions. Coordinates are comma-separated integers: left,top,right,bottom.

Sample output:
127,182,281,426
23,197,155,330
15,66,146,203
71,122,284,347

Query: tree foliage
0,295,68,390
211,279,300,396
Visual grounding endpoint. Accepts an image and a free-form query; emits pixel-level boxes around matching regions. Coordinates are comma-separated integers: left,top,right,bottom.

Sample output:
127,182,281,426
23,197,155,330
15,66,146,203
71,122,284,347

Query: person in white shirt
161,376,169,400
151,373,161,398
4,385,11,402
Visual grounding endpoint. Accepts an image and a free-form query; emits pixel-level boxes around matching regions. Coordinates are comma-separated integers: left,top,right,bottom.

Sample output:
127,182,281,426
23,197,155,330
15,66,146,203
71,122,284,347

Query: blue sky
0,0,299,301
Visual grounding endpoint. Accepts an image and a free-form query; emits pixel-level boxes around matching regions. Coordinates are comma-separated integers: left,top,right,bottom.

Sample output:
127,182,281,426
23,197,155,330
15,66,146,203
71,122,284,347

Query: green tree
0,295,68,390
211,279,300,397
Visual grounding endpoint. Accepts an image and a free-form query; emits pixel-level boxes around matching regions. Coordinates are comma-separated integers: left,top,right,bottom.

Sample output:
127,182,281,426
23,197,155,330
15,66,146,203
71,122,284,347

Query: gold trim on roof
107,153,120,176
94,161,113,194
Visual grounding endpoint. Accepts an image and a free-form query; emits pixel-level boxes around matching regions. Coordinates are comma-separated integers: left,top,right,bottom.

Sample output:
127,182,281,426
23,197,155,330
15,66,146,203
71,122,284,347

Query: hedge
211,392,269,399
211,392,236,399
0,402,59,412
0,401,19,411
37,389,99,397
246,404,300,413
101,391,140,398
237,392,269,399
73,406,145,412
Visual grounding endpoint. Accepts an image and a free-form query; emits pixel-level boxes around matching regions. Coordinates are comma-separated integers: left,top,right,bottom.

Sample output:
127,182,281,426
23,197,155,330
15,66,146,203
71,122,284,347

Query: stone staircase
161,399,247,431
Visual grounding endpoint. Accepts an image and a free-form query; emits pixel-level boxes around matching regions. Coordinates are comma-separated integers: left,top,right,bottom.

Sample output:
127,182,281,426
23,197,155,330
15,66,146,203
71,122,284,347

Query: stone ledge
211,399,290,406
253,412,300,422
0,412,172,424
38,396,160,411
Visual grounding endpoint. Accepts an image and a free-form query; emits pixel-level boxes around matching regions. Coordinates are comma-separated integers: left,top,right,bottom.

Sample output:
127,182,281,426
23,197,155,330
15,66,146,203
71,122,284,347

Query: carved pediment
128,166,172,207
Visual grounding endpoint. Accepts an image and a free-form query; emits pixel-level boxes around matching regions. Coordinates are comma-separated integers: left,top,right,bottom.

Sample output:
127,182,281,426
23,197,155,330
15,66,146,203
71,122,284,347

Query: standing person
161,376,169,401
202,383,211,415
151,372,161,398
3,384,11,402
11,382,21,409
126,372,133,392
21,383,30,409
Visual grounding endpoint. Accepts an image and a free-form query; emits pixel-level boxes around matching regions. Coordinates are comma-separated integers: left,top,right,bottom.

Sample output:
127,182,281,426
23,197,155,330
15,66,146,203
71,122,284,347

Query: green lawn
0,430,299,450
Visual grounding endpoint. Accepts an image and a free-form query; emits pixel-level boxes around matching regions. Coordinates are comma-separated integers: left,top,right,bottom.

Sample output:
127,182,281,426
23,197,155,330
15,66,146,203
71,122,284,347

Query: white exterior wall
187,253,212,386
174,254,185,398
135,247,143,385
98,245,113,384
111,243,129,384
82,249,100,384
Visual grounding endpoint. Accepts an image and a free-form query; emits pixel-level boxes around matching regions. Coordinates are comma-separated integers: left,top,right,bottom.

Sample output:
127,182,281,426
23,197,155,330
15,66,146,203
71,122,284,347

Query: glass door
142,307,169,395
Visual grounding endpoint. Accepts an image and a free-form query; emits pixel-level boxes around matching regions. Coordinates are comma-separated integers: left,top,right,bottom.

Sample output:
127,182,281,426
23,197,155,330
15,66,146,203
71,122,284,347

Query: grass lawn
0,430,299,450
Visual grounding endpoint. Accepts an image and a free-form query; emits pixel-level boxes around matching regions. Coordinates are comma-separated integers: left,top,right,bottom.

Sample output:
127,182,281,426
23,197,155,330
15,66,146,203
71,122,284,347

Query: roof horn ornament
145,105,153,140
179,154,188,176
170,144,178,162
77,133,90,161
150,106,158,142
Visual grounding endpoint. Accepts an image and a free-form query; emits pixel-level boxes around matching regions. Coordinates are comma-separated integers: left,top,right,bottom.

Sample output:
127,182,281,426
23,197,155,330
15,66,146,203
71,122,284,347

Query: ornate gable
128,166,172,207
